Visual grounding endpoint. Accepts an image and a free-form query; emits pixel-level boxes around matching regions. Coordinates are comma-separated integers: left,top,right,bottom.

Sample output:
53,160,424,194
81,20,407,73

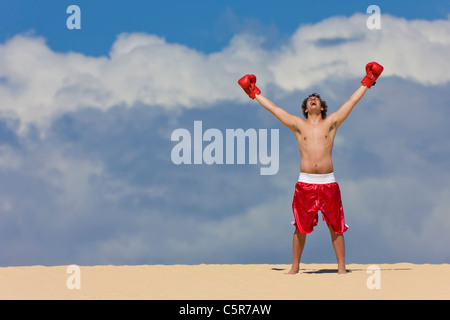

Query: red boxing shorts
291,172,348,234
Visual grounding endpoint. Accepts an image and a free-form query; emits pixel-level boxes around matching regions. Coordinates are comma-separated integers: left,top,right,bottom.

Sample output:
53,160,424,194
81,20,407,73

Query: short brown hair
301,93,328,119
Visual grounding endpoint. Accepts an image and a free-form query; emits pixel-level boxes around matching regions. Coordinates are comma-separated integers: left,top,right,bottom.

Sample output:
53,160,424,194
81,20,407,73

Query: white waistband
298,172,336,184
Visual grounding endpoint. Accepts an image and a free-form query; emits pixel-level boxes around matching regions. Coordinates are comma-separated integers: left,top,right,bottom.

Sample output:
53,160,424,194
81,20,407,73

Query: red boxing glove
361,62,384,88
238,74,261,99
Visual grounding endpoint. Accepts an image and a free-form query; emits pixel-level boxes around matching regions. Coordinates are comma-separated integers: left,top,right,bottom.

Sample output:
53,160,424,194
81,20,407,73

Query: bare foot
285,267,299,275
337,269,347,275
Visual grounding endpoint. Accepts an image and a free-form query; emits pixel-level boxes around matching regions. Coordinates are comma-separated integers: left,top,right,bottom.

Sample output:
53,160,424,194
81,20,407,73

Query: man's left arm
331,62,383,128
332,85,368,128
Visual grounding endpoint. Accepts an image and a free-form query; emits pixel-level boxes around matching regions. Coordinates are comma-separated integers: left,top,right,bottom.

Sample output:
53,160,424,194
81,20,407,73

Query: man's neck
306,114,323,124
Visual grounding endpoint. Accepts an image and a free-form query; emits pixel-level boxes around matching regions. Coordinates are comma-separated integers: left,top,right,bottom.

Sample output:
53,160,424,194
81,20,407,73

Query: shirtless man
238,62,383,274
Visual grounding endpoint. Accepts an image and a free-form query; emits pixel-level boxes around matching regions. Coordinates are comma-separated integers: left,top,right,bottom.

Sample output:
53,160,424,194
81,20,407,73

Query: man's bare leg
286,231,306,274
328,225,346,274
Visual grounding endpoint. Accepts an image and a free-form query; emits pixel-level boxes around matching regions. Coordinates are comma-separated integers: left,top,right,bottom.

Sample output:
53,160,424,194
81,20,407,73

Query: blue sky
0,0,450,267
2,0,449,55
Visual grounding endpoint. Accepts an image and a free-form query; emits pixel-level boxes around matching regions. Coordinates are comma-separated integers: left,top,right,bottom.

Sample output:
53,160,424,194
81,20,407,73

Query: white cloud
340,171,450,263
1,13,449,134
270,14,450,90
88,192,292,265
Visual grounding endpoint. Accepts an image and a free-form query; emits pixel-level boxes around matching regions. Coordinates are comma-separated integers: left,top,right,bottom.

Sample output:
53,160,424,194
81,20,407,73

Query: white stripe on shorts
298,172,336,184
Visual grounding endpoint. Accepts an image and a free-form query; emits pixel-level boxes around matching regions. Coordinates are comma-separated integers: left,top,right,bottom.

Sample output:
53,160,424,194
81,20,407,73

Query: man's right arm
255,94,300,132
238,74,301,132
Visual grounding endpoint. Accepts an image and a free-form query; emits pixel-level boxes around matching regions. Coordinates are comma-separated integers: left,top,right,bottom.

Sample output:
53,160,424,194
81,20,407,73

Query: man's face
307,95,322,112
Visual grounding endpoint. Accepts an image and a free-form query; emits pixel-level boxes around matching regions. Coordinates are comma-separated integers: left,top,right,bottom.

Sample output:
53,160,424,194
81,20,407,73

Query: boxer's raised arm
330,85,368,128
255,94,300,132
238,74,301,132
329,62,383,128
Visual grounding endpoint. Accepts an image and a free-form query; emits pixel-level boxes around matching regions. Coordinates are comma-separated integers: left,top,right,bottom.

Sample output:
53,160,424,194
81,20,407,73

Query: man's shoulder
324,113,339,129
292,115,306,132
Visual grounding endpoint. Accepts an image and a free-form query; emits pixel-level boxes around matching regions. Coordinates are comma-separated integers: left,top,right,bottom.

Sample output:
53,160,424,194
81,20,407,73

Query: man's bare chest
296,121,337,151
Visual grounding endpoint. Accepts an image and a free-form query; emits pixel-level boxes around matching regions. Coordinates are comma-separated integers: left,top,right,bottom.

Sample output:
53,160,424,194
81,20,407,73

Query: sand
0,263,449,300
